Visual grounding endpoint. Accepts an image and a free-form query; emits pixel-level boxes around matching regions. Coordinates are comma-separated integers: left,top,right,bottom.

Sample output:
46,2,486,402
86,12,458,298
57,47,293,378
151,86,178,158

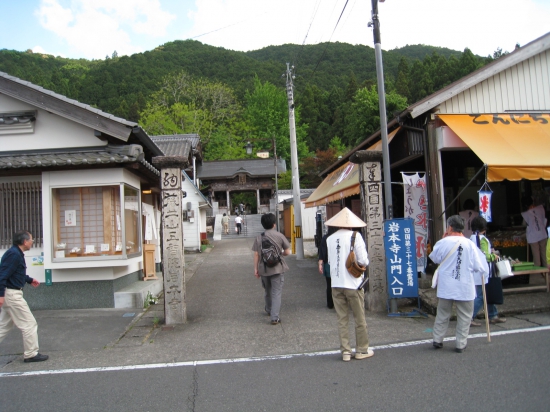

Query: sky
1,0,549,61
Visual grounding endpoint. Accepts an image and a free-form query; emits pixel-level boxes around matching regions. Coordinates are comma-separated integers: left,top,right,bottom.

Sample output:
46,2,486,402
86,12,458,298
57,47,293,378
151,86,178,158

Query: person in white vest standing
430,215,488,353
326,208,373,362
521,198,548,268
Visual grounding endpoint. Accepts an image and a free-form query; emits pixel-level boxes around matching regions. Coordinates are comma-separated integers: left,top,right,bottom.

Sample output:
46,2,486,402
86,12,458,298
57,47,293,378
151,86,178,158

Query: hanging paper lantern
479,191,492,222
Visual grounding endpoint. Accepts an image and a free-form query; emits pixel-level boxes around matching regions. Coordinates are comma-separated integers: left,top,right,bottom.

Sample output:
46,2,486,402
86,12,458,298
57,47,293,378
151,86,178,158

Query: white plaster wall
0,94,108,151
182,200,200,250
301,205,317,240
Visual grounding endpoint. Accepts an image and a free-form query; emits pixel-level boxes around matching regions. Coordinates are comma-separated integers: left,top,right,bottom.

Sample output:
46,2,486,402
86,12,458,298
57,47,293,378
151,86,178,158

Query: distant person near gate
235,214,243,235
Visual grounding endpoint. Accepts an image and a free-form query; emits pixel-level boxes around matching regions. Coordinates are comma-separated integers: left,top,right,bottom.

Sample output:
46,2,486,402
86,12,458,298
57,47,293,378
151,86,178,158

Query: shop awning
305,161,359,208
439,114,550,181
305,128,401,208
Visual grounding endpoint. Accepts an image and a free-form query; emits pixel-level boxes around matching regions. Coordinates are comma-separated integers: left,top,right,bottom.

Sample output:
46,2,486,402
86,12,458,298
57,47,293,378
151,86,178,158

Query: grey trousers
433,298,474,350
261,274,284,321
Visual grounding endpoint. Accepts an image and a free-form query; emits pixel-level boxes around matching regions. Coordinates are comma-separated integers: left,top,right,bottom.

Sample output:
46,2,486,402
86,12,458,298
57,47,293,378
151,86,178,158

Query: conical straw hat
325,207,367,228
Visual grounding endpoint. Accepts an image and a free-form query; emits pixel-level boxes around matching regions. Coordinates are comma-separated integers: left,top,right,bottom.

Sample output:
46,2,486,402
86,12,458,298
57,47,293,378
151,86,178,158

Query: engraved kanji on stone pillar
351,150,388,312
153,156,189,325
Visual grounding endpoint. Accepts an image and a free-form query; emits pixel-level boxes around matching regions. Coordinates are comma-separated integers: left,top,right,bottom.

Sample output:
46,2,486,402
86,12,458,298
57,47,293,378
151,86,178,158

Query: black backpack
260,232,282,269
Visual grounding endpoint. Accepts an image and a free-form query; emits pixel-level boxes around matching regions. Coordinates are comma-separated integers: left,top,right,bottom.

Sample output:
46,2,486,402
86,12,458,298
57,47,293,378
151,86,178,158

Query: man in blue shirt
0,230,48,362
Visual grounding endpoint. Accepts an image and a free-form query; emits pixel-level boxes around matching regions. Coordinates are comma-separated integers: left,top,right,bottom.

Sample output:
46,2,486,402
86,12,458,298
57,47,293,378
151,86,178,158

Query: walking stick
481,273,491,342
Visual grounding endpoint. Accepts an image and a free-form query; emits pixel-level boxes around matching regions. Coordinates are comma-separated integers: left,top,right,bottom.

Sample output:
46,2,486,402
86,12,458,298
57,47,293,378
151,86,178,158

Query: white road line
2,325,549,378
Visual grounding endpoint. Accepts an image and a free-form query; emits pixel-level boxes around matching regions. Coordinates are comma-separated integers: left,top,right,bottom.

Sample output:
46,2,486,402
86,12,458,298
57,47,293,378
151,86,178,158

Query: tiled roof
197,159,287,179
0,71,136,128
150,134,201,157
0,144,159,174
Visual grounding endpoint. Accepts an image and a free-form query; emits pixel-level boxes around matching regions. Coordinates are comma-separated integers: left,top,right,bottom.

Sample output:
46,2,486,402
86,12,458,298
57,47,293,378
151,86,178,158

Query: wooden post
351,150,388,312
153,156,189,325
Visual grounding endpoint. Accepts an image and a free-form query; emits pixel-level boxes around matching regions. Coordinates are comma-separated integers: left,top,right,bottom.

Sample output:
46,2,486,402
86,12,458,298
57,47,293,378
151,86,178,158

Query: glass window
51,184,141,260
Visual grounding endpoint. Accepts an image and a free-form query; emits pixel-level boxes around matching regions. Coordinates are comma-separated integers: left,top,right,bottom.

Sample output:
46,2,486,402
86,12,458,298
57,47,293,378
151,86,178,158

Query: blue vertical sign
384,218,418,298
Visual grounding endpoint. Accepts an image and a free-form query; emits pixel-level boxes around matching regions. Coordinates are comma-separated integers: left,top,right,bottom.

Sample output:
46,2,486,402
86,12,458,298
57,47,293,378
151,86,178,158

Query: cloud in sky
28,0,550,60
184,0,550,57
34,0,176,59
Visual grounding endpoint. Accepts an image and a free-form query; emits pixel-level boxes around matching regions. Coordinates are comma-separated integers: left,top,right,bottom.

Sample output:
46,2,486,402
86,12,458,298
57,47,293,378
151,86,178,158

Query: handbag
495,260,514,280
235,227,238,233
346,231,367,278
486,262,504,304
431,241,461,288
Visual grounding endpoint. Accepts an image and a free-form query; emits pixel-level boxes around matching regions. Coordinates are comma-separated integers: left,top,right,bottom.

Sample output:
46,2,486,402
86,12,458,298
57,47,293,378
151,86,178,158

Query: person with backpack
325,207,373,362
252,213,291,325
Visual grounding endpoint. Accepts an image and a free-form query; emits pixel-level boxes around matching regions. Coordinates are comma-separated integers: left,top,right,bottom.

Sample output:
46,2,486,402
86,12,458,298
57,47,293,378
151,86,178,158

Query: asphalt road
2,328,549,412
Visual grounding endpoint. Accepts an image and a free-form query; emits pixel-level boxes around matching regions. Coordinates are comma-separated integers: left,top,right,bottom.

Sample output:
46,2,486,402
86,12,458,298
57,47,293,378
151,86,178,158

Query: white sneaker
354,349,374,360
342,351,351,362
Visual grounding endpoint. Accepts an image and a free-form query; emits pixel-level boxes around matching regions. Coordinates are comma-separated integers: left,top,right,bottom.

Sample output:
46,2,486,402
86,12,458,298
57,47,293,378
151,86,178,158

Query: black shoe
24,353,49,363
455,346,467,353
271,318,281,325
433,341,443,349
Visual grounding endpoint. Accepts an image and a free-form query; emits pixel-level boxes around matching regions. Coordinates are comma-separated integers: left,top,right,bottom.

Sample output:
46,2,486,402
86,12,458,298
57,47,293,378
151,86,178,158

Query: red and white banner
401,172,428,271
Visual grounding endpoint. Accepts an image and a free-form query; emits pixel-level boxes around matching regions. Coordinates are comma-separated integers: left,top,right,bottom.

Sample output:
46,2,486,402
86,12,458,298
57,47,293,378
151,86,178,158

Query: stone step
114,275,163,309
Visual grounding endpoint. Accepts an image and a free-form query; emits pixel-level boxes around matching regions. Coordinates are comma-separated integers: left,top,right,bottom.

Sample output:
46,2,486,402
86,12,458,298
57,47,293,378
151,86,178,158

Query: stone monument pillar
152,156,188,324
351,150,388,312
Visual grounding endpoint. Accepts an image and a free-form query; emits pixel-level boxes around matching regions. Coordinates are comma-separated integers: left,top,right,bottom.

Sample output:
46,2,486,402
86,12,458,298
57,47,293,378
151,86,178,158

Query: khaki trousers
0,289,39,359
529,238,548,268
332,287,369,354
432,298,474,350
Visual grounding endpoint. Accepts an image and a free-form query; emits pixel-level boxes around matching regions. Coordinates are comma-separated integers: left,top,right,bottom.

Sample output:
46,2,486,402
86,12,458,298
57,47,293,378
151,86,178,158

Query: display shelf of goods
490,231,527,248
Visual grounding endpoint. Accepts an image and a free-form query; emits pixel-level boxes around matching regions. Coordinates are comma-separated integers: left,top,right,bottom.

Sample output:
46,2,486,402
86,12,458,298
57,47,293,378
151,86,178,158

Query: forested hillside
0,40,493,187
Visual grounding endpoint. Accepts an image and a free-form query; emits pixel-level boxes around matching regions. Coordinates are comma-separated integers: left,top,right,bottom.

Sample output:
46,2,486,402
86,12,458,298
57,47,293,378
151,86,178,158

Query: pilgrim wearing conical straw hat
324,207,367,228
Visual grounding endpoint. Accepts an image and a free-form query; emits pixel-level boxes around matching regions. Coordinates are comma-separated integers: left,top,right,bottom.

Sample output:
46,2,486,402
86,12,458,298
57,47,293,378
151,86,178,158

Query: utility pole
273,136,279,232
284,63,304,259
370,0,392,220
370,0,395,313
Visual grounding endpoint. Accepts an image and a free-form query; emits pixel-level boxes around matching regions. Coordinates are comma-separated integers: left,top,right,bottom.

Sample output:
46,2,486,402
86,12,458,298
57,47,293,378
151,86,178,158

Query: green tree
276,171,292,190
346,86,408,146
244,76,309,163
395,57,410,103
140,70,241,142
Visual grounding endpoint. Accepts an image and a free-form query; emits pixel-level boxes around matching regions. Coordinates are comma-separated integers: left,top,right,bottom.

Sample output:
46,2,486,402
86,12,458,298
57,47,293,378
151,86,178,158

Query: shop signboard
384,218,418,299
401,172,428,270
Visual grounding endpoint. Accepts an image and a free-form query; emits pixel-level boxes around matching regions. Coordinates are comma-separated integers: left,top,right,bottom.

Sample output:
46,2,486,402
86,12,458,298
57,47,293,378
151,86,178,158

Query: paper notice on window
85,245,96,254
100,244,110,252
65,210,76,226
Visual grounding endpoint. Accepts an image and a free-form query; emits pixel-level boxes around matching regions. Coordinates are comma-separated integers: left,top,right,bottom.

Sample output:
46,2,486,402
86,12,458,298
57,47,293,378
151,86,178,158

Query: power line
310,0,351,76
187,11,269,41
294,0,323,66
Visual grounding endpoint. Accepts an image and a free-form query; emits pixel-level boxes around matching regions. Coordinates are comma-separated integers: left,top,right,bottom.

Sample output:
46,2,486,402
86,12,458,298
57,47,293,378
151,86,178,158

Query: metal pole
285,63,304,259
371,0,392,220
371,0,396,313
274,136,279,231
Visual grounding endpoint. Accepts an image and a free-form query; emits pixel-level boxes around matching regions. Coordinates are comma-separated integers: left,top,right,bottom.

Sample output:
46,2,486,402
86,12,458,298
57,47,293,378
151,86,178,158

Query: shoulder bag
346,231,367,278
431,241,461,288
485,261,504,304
